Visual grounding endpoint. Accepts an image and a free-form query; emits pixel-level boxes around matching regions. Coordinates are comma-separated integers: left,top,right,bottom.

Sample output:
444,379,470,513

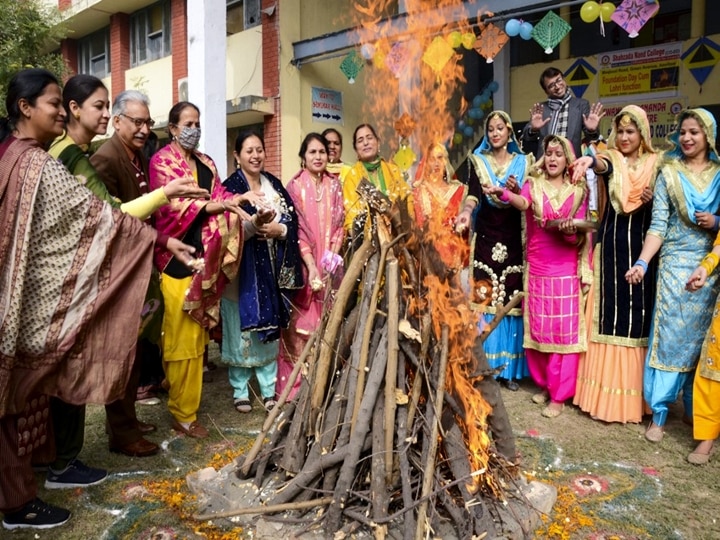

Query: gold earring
74,113,80,120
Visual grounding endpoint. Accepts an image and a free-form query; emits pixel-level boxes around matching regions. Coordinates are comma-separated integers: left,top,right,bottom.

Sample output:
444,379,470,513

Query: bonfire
188,179,555,539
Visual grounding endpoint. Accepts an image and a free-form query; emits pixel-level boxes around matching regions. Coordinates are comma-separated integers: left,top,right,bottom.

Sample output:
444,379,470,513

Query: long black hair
62,74,106,118
0,68,59,143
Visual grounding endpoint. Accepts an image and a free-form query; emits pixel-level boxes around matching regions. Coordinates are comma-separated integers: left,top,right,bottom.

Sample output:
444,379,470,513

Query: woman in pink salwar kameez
485,135,591,417
276,133,345,399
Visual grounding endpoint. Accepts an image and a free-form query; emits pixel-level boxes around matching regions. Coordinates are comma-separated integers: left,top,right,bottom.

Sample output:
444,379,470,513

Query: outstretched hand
163,177,210,199
583,102,605,132
529,103,550,132
686,266,708,292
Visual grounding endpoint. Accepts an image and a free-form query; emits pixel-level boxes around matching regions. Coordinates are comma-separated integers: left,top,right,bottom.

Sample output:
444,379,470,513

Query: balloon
447,31,462,49
461,32,476,49
465,117,475,126
360,43,375,60
505,19,521,37
453,132,464,145
488,81,499,93
472,94,483,108
458,120,466,130
580,1,601,23
519,22,534,40
468,108,479,120
475,109,485,121
480,90,491,102
600,2,616,23
463,125,474,137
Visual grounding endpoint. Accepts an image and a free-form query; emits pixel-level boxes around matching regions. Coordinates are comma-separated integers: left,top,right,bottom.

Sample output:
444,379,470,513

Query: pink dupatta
149,144,242,329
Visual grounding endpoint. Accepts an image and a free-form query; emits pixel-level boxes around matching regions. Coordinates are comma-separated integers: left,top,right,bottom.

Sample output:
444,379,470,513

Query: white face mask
177,126,201,150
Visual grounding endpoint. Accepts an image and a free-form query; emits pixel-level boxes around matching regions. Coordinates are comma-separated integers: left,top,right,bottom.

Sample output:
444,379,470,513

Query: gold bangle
701,253,719,275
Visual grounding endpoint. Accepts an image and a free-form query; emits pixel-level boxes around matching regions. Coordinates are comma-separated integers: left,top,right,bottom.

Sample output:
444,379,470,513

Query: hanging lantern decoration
422,36,456,76
473,23,509,63
611,0,659,39
385,41,412,78
339,50,364,84
531,11,572,54
392,144,417,173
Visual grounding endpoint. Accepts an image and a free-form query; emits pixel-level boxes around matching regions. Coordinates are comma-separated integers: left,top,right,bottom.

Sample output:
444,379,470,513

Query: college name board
598,43,682,98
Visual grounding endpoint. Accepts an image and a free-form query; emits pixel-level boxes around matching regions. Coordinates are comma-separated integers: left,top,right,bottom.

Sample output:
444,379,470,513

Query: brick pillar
262,0,281,177
109,13,131,99
60,39,78,76
170,0,188,103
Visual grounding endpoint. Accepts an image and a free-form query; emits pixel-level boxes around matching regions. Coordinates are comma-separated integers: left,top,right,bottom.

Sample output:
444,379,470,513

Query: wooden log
406,312,432,429
414,325,449,540
278,377,311,475
253,402,295,485
384,258,400,484
478,291,523,345
239,334,316,478
325,328,389,531
311,234,375,426
351,235,403,433
193,497,333,521
370,393,388,540
396,350,416,540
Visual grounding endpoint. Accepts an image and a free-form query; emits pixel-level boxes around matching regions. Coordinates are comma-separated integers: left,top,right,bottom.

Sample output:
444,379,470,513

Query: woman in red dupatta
149,102,246,439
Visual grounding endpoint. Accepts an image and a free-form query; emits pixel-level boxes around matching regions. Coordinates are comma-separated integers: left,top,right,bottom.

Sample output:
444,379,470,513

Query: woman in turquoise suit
626,108,720,443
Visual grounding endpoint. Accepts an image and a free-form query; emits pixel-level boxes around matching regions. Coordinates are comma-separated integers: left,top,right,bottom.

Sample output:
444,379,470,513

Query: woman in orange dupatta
413,143,466,229
573,105,659,423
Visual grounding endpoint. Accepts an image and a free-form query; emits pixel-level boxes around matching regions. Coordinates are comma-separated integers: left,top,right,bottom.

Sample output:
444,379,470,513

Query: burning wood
193,181,552,538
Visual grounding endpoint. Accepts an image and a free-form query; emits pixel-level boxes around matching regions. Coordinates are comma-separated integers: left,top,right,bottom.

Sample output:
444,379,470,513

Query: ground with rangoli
6,346,719,539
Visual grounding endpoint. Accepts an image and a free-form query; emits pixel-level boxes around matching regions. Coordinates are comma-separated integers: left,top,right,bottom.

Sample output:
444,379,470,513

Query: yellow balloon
600,2,616,23
447,31,462,49
580,1,600,23
461,32,476,50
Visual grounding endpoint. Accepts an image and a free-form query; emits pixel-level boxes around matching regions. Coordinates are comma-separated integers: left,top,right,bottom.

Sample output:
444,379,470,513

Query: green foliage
0,0,69,116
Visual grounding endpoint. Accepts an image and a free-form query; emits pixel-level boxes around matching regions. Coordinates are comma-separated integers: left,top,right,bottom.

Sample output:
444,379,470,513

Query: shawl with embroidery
0,137,155,416
223,168,303,342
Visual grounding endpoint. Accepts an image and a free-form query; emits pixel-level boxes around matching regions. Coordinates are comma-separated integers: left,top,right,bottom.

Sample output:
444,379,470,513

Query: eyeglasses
546,76,564,91
119,113,155,129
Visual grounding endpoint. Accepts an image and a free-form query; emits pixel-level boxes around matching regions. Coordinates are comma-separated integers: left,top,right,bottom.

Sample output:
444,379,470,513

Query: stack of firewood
229,181,523,539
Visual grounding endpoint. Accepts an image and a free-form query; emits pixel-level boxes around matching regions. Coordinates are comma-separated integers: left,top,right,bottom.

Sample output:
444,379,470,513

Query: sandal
687,441,715,465
263,397,277,412
541,404,564,418
645,422,664,443
532,390,549,404
505,379,520,392
234,399,252,413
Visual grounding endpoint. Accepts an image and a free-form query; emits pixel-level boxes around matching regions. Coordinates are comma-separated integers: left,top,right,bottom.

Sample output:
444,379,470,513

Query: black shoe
2,498,71,530
505,379,520,391
45,459,108,489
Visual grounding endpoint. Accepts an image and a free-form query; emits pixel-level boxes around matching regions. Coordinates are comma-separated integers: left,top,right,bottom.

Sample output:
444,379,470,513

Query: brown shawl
0,137,156,417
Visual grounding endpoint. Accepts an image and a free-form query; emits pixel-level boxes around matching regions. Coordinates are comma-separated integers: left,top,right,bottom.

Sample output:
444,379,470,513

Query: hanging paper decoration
531,11,571,54
473,23,509,63
385,42,412,78
394,113,416,139
611,0,659,39
393,143,417,172
339,50,364,84
681,36,720,89
422,36,455,75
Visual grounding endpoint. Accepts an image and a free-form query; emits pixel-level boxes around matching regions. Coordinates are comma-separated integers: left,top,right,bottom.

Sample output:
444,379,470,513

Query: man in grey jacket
521,66,604,158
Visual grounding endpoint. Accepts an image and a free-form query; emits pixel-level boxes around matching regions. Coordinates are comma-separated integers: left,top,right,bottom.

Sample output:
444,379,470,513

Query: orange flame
351,0,483,153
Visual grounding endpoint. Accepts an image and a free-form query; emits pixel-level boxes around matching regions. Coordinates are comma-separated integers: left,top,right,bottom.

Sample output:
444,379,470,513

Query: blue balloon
463,125,474,137
472,94,483,108
519,22,533,41
480,90,491,102
475,109,485,120
458,120,466,130
488,81,499,93
505,19,521,37
468,108,479,120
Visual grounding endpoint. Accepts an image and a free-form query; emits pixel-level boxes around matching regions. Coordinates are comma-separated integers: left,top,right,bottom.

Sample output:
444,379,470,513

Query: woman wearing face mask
221,130,303,413
626,108,720,444
455,111,534,392
149,101,247,438
276,133,345,399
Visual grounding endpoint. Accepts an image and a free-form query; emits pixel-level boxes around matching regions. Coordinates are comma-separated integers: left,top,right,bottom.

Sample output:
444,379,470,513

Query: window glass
79,28,109,78
130,0,170,66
